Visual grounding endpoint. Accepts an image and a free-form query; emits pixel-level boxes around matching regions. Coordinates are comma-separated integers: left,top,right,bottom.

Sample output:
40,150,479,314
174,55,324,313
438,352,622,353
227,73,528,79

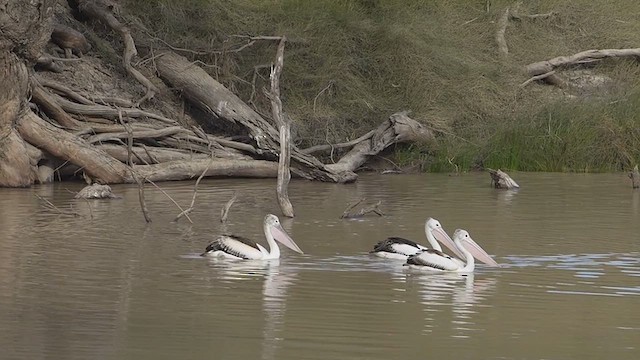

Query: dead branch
630,165,640,189
53,94,177,124
154,51,356,183
301,129,376,154
30,79,81,128
266,36,294,218
173,160,212,223
37,78,94,105
220,192,238,223
132,173,151,223
340,198,385,219
525,48,640,86
34,194,80,216
496,7,510,58
17,110,131,183
488,168,520,189
326,111,434,174
78,0,158,104
520,70,556,88
86,126,188,144
146,179,193,223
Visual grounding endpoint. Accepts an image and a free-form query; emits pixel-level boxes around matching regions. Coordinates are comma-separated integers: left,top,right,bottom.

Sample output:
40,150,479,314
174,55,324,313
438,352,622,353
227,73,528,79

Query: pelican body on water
201,214,303,260
405,229,499,273
371,218,463,260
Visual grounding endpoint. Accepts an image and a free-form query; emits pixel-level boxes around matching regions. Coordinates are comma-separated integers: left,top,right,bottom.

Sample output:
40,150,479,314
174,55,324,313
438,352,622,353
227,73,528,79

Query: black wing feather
201,234,259,259
371,237,421,253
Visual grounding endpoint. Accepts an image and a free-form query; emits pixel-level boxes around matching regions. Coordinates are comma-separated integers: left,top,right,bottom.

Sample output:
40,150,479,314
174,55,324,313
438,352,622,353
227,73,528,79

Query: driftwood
173,161,212,223
525,48,640,87
266,37,294,218
74,184,119,199
34,194,81,216
340,198,385,219
630,165,640,189
489,169,520,189
154,51,356,183
326,111,434,174
2,0,441,189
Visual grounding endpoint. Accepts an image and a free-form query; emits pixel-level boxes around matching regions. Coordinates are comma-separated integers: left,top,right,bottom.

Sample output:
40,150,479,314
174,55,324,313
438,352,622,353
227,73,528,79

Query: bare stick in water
220,192,238,223
630,165,640,189
173,161,212,222
340,198,385,219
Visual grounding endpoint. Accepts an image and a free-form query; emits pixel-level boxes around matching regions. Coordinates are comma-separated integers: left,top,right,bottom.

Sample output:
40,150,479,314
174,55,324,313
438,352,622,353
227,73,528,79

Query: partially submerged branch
489,169,520,189
340,198,385,219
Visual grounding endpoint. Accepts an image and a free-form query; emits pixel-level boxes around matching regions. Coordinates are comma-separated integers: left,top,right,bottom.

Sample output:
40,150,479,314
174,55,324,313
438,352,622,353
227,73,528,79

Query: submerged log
154,51,356,183
630,165,640,189
326,111,434,174
489,169,520,189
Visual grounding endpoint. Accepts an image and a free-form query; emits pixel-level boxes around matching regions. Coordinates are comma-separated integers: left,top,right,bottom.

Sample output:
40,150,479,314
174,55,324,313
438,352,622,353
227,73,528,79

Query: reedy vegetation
124,0,640,172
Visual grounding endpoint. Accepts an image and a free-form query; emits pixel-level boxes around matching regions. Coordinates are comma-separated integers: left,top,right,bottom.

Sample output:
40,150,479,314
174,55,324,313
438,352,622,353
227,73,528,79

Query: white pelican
404,229,499,272
371,218,465,260
201,214,303,260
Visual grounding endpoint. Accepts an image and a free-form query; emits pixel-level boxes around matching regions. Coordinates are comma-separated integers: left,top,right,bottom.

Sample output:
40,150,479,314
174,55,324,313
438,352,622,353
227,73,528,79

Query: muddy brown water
1,173,639,359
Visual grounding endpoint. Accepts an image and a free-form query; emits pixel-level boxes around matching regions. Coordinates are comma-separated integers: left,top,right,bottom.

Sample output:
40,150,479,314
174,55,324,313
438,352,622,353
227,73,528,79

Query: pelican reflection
412,273,497,337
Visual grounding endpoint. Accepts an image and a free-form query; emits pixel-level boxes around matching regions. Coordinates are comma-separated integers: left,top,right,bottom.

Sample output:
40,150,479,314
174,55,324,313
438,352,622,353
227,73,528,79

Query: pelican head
425,217,465,259
265,214,304,254
453,229,499,267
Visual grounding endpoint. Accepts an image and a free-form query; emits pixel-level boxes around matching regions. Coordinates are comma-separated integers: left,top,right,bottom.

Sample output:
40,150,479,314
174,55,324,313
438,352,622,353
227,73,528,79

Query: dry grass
123,0,640,172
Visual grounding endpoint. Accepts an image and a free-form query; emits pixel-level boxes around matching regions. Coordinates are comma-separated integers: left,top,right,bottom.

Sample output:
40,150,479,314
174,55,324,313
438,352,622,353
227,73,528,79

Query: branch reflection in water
407,272,497,338
207,259,297,360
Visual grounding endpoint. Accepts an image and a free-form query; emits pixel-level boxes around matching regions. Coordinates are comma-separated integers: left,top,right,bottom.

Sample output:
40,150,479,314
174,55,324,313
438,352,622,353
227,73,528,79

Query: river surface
1,172,639,360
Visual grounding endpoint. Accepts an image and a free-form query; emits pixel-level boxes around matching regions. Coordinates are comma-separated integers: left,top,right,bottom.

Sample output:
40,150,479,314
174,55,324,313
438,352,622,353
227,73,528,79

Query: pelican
201,214,303,260
404,229,499,273
371,218,465,260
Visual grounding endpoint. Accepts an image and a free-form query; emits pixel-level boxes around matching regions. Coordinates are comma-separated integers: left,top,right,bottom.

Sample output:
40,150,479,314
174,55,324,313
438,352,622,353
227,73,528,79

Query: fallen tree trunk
154,51,356,183
326,111,434,174
134,159,279,181
96,144,212,164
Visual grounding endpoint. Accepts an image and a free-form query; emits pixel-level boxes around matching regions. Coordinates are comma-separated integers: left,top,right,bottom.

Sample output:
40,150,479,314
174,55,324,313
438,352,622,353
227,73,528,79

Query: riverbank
124,0,640,173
